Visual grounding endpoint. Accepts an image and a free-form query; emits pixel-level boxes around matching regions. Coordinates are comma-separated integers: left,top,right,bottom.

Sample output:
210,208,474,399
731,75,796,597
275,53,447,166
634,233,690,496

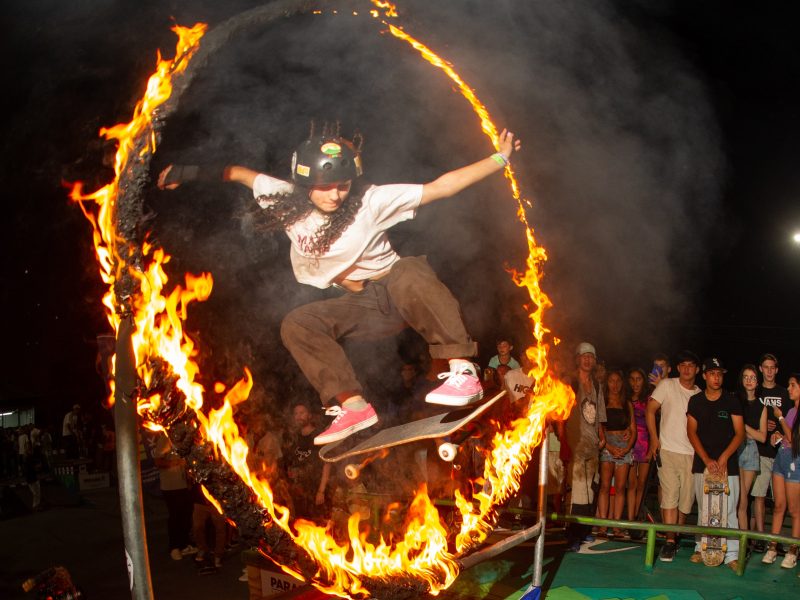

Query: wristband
491,152,510,167
779,416,785,421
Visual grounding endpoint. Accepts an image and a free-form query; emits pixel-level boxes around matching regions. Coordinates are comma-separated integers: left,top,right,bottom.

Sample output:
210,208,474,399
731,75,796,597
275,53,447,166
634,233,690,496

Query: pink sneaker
314,403,379,445
426,361,484,406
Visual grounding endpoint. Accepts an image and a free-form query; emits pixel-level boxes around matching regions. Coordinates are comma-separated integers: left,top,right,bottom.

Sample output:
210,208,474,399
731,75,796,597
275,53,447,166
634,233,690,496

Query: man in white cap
564,341,606,551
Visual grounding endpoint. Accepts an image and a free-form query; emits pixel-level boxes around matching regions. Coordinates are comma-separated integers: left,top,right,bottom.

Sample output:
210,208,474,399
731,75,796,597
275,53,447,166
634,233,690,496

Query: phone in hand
655,450,662,468
650,364,663,380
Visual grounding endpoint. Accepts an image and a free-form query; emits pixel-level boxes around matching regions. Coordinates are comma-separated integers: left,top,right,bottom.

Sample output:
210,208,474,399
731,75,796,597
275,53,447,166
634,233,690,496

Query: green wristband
491,152,510,166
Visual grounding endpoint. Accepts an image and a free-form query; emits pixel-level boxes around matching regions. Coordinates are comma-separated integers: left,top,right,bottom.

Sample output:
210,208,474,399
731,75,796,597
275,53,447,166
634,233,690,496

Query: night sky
4,0,800,427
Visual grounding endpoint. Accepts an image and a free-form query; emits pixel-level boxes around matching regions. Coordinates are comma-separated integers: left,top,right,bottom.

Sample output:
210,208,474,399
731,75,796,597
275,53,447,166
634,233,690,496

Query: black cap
702,357,727,373
675,350,700,366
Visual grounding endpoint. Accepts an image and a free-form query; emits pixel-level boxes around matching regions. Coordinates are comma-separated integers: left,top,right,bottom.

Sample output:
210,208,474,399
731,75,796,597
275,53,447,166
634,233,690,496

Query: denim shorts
737,439,760,472
600,431,633,465
772,445,800,483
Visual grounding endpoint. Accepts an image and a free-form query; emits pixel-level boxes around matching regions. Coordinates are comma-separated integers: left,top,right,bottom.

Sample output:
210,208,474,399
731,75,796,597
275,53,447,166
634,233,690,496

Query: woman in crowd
626,367,651,537
762,372,800,569
596,368,636,538
736,364,767,531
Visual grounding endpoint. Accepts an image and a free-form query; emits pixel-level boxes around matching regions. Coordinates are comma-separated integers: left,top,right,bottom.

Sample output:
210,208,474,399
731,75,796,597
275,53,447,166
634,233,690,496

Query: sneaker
752,540,767,553
620,530,632,541
239,568,249,582
659,542,677,562
170,548,183,561
180,544,198,556
314,403,379,445
727,560,739,572
690,551,703,563
194,551,206,563
425,361,484,406
566,540,582,552
214,557,223,568
781,551,798,569
762,547,778,564
198,564,217,576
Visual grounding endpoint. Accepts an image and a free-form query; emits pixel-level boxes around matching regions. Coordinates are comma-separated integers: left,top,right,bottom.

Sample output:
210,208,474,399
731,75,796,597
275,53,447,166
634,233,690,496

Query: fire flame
73,5,573,599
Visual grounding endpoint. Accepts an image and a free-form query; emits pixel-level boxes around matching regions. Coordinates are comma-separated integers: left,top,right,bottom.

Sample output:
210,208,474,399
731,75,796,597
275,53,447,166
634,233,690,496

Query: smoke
396,0,725,366
146,0,723,403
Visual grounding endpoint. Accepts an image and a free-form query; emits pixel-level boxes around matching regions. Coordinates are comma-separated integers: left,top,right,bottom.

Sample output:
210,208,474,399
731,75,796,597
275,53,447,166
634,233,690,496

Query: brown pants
281,256,477,405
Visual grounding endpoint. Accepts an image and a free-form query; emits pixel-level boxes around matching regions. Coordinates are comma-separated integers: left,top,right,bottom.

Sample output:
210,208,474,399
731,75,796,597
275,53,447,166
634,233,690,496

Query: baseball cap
575,342,596,357
675,350,700,366
702,357,727,373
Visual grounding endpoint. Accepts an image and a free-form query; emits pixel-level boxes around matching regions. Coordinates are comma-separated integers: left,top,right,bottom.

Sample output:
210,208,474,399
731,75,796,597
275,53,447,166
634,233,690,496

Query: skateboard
319,391,507,480
699,468,729,566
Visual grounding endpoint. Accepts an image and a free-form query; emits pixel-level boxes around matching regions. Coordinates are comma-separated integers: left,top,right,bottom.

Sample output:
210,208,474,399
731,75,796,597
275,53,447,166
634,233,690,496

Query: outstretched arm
420,129,521,205
157,164,260,190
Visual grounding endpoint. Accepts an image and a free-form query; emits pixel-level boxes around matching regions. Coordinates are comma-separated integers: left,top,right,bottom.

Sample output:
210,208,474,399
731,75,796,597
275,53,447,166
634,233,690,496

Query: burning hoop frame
72,1,574,599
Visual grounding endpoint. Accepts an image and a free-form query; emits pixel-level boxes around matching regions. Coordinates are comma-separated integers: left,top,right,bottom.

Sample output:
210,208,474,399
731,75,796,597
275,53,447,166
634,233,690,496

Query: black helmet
291,137,363,186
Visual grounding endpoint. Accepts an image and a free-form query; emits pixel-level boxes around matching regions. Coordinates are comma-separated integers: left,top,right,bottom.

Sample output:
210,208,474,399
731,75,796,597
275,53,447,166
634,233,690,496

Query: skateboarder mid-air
158,125,521,446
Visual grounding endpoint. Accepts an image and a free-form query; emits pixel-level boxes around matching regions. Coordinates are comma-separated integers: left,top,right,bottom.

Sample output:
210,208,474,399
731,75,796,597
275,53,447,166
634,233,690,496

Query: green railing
550,513,800,576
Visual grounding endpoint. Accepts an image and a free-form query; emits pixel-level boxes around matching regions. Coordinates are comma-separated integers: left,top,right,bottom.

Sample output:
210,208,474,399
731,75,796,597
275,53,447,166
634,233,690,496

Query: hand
648,372,663,386
621,430,631,441
767,419,777,432
706,459,722,475
649,438,660,455
497,129,521,159
315,491,325,506
771,431,783,446
773,406,783,420
157,164,198,190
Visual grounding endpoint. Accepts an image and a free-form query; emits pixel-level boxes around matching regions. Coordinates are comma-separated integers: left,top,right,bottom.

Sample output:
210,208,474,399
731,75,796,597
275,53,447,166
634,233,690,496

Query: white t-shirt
252,174,423,289
650,377,700,455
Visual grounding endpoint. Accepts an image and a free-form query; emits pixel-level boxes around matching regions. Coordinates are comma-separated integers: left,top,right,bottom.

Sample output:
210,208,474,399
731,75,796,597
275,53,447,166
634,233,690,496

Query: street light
793,232,800,244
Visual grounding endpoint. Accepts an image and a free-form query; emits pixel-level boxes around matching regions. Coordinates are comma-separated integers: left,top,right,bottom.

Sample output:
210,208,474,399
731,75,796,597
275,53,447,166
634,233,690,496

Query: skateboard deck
319,391,506,479
699,468,729,566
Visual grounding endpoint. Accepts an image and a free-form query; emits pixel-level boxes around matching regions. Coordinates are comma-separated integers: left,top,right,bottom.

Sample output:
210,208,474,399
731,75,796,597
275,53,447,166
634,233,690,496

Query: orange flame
74,8,574,600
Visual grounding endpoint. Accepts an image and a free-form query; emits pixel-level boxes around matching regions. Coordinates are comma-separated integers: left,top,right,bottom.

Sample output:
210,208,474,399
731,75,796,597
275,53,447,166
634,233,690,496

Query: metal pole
533,433,548,587
114,316,154,600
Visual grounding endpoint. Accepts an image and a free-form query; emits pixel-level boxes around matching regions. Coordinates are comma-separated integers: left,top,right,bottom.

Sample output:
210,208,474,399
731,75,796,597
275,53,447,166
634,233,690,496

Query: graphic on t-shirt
581,397,597,425
760,395,784,408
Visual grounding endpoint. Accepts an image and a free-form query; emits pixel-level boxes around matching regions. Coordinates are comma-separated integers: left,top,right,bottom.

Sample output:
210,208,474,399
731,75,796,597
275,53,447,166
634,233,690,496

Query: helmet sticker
296,164,311,178
320,142,342,157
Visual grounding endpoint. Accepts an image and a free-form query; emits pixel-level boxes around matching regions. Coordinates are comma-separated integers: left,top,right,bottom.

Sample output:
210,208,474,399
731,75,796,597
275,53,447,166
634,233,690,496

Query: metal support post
114,316,154,600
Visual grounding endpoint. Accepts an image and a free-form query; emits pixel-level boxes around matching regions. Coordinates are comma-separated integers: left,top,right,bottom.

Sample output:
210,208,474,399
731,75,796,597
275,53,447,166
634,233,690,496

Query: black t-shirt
741,396,764,430
755,384,789,458
687,391,742,475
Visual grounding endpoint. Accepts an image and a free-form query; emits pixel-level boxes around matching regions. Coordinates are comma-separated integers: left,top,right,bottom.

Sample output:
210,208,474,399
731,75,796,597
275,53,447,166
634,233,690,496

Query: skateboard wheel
438,442,459,462
722,544,727,552
703,485,709,494
702,542,707,551
344,464,360,480
724,484,730,495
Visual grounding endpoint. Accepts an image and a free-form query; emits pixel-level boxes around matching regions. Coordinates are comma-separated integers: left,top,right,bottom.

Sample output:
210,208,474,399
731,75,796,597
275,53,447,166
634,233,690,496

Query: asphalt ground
3,478,798,600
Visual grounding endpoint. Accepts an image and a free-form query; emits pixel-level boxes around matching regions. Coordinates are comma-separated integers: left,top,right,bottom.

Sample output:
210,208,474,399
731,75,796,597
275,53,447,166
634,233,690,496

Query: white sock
342,396,368,411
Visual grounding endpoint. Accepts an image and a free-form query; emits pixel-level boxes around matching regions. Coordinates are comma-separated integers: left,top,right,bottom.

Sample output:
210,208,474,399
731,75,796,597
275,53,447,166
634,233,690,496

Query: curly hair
250,179,369,256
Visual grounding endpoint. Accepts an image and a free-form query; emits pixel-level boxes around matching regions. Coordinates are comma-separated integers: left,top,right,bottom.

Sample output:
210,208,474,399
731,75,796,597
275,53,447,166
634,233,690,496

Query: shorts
737,439,760,472
600,431,633,465
546,451,564,495
772,446,800,483
566,454,599,506
658,449,695,514
751,456,774,497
